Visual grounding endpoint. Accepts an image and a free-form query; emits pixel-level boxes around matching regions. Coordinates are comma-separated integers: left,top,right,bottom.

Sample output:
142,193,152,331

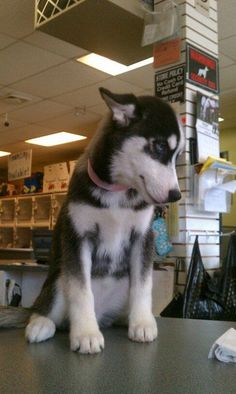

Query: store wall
220,127,236,227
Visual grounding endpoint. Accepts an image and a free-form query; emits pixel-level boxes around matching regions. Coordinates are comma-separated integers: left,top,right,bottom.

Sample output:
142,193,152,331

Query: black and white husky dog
0,89,184,354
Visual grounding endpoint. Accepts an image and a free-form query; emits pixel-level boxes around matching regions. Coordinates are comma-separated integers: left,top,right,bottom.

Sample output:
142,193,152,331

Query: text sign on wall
186,44,219,94
155,64,185,103
8,150,32,181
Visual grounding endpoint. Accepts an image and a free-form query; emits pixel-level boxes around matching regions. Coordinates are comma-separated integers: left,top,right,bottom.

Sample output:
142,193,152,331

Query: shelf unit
0,192,66,250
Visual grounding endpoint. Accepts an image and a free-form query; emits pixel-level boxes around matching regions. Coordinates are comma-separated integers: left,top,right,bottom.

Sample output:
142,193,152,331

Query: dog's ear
99,87,139,126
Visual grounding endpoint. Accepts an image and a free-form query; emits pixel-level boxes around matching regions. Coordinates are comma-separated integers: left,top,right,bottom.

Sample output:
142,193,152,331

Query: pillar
154,0,219,291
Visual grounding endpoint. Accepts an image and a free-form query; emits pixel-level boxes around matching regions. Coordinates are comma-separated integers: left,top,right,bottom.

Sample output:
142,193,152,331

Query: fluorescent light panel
77,53,153,76
0,151,11,157
25,132,87,147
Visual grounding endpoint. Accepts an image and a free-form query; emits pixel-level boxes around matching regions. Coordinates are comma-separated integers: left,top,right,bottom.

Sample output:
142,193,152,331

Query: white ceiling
0,0,235,171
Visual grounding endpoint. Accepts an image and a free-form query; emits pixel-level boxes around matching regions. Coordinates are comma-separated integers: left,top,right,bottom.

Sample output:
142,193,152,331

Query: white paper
215,180,236,193
196,93,219,163
8,150,32,181
204,188,229,213
197,131,219,163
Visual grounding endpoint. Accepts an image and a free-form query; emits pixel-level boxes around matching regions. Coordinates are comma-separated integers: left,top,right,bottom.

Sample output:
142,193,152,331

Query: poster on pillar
155,64,185,104
196,92,219,162
186,44,219,94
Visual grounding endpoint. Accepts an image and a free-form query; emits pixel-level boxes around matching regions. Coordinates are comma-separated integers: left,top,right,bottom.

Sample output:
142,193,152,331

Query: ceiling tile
23,31,88,59
220,64,236,91
0,33,16,49
0,117,28,135
37,110,101,131
0,123,55,146
53,77,144,108
219,52,235,69
10,61,110,99
9,100,73,123
118,64,154,90
90,102,108,116
0,0,35,39
220,36,236,61
0,41,66,85
0,88,42,115
218,0,236,40
220,89,236,105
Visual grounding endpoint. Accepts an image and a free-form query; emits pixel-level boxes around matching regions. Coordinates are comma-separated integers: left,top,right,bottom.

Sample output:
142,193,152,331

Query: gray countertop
0,318,236,394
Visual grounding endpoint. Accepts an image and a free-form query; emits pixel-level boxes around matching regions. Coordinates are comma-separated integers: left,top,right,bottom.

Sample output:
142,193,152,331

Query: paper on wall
204,188,230,213
214,181,236,194
196,93,219,163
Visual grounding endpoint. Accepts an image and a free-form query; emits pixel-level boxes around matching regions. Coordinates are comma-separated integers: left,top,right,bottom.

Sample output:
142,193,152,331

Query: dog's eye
152,140,168,154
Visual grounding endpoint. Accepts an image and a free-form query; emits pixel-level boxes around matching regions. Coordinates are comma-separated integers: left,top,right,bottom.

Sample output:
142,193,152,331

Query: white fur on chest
92,277,129,324
69,202,153,259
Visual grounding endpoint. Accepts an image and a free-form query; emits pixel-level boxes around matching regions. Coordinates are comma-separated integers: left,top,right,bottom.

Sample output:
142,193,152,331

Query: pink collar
87,159,128,192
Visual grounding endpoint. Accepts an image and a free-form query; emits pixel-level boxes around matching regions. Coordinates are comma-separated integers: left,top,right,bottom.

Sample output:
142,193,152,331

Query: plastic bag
142,0,180,46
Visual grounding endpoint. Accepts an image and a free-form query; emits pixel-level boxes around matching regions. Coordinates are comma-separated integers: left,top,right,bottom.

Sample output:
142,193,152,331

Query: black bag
220,233,236,320
183,236,224,320
161,235,236,321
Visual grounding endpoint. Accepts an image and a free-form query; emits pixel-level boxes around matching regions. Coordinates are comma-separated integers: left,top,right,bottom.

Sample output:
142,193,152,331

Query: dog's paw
128,315,158,343
25,316,56,343
70,330,105,354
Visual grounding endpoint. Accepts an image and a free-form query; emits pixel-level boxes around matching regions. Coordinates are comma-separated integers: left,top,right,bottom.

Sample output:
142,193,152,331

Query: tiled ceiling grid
0,0,235,170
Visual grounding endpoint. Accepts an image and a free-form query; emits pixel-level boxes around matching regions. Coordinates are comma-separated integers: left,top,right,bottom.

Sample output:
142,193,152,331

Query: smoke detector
2,93,32,105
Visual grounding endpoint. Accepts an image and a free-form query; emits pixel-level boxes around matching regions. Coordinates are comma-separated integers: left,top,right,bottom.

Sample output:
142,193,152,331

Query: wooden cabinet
0,192,66,250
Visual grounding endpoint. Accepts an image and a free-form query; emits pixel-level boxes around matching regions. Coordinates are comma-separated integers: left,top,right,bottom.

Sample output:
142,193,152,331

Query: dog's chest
69,203,153,275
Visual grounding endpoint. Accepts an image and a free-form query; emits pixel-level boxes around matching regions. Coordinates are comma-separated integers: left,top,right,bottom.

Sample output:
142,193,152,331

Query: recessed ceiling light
0,151,11,157
77,53,153,76
25,132,87,147
218,117,224,122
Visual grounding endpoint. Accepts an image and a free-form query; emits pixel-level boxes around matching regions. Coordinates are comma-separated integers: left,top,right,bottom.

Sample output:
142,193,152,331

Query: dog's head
99,88,185,205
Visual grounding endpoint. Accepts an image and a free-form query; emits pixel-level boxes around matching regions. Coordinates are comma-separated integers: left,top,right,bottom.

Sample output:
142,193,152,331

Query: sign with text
155,64,185,103
186,44,219,94
153,38,181,68
8,150,32,181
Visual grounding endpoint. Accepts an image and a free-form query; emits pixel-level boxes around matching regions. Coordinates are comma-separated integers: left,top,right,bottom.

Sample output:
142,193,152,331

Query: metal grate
35,0,81,27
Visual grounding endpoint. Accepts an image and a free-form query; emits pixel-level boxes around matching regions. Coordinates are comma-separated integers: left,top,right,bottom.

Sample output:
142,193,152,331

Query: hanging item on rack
142,0,180,47
152,207,173,257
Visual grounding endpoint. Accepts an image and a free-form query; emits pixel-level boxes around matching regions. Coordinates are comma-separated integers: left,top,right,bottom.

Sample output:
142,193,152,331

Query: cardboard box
69,160,77,178
43,162,69,193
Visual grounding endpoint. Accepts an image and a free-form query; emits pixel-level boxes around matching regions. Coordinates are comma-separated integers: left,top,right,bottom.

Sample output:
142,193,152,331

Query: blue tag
152,217,173,257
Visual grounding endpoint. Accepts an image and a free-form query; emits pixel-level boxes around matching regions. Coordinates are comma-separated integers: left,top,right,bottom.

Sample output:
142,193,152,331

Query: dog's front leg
67,242,104,354
128,239,158,343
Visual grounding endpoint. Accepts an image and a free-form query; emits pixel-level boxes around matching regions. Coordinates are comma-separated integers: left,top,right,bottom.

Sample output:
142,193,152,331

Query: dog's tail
0,306,31,328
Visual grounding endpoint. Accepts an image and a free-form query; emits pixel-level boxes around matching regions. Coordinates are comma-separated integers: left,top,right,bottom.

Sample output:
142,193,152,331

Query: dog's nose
168,189,181,202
